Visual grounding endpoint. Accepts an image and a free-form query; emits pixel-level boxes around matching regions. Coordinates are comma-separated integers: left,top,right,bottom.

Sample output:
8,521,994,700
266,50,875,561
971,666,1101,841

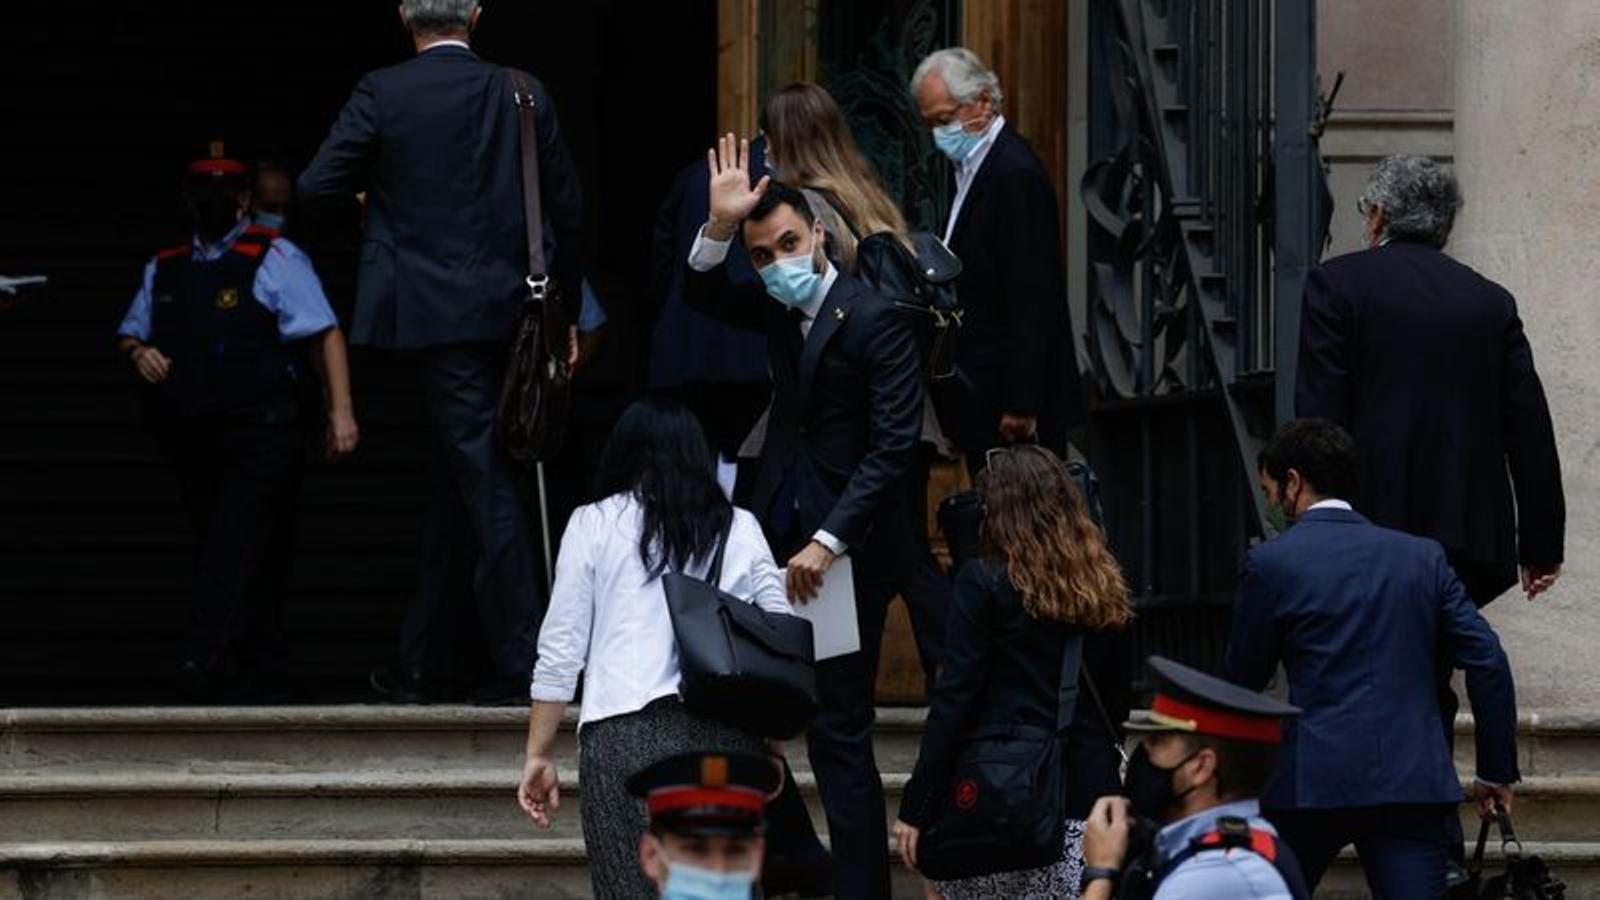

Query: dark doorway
0,1,717,703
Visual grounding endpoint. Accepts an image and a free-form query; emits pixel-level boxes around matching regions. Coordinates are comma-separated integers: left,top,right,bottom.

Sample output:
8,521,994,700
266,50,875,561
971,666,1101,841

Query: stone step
1458,711,1600,778
8,706,1593,779
0,769,912,844
1320,842,1600,899
4,763,1593,846
0,706,928,777
0,839,929,899
1,837,1596,900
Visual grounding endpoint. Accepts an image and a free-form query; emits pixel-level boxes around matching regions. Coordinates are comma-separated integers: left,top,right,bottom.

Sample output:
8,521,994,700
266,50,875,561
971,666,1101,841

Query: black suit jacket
298,46,583,350
645,154,769,388
898,560,1130,827
1295,240,1564,578
945,124,1087,452
684,264,922,569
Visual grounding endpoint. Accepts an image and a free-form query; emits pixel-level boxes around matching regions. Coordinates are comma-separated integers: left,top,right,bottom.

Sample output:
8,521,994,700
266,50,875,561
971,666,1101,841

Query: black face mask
1123,743,1200,820
189,188,243,242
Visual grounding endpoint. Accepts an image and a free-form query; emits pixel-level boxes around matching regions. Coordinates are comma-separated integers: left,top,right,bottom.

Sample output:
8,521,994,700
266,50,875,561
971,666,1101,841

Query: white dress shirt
1306,499,1353,512
686,232,848,555
943,114,1007,243
419,39,471,53
530,494,793,727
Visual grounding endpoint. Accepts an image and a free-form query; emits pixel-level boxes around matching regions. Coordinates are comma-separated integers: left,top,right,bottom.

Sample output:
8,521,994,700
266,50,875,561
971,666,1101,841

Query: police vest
147,228,300,420
1119,816,1311,900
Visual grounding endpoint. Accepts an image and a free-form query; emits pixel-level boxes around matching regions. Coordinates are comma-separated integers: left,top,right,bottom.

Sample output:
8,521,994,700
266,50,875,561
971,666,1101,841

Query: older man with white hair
299,0,585,705
910,47,1086,471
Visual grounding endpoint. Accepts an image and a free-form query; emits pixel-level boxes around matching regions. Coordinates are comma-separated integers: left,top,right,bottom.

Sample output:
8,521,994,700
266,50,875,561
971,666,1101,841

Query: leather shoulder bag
497,69,572,464
662,526,820,740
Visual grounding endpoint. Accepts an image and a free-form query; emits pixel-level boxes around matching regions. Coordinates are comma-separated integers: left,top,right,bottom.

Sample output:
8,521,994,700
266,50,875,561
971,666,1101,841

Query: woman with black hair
515,397,793,898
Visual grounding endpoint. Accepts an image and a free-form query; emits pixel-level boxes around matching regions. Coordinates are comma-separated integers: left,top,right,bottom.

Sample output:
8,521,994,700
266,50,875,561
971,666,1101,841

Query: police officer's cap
1123,655,1300,744
625,751,779,838
186,140,250,180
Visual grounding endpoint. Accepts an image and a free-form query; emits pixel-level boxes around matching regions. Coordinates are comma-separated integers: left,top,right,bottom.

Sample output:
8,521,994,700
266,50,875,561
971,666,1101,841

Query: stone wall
1450,0,1600,709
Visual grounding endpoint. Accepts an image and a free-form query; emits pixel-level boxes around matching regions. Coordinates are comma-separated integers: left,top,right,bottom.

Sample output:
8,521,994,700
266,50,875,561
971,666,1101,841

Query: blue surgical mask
253,211,286,231
662,860,757,900
758,251,822,310
932,119,985,163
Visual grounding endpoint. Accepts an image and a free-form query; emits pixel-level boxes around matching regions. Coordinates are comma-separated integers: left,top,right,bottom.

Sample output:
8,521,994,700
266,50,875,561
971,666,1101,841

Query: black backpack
853,230,964,380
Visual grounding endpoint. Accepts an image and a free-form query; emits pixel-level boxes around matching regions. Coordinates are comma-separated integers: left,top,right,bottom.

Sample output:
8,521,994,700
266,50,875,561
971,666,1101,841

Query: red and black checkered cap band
1150,693,1284,744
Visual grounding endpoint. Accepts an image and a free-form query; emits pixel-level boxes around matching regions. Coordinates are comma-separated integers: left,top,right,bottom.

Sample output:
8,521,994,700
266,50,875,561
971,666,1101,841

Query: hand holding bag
915,624,1085,881
662,527,820,740
497,69,572,464
1454,808,1566,899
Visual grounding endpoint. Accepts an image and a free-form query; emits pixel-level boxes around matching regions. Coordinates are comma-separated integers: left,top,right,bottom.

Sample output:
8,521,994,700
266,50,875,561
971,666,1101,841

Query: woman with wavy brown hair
894,444,1134,898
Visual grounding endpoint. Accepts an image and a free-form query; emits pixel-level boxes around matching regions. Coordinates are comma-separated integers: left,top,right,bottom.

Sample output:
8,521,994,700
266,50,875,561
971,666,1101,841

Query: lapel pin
832,307,846,321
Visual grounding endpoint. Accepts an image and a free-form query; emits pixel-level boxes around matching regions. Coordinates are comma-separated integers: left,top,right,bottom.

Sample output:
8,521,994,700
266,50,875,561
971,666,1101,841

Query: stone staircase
0,707,1595,898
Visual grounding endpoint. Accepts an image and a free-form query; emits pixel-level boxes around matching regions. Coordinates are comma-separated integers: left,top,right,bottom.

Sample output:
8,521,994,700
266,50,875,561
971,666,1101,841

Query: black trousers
158,416,305,677
1269,804,1454,899
805,567,897,899
763,551,898,899
1436,549,1519,862
398,344,542,681
899,444,951,683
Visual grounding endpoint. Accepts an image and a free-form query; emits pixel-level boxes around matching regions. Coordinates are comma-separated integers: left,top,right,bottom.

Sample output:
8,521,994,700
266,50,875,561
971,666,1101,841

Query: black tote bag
662,528,820,740
915,628,1085,881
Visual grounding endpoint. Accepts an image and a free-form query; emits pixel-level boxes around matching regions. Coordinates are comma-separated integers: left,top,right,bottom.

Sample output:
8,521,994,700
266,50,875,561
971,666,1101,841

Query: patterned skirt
929,818,1088,900
576,696,766,899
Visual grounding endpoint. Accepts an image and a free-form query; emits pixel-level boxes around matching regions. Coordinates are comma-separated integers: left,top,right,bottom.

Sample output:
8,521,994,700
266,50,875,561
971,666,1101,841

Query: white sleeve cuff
688,224,732,272
529,677,576,704
812,530,847,557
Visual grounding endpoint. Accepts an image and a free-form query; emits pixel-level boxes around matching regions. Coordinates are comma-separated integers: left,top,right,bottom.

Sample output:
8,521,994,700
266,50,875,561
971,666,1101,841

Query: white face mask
660,857,758,900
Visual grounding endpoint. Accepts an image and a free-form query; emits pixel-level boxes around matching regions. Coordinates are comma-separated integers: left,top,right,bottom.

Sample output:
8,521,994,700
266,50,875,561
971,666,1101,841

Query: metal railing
1082,0,1325,678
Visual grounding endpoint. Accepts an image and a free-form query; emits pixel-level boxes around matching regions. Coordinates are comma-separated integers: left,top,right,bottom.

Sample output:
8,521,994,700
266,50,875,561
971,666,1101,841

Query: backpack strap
1154,817,1311,900
228,231,272,261
1055,628,1085,738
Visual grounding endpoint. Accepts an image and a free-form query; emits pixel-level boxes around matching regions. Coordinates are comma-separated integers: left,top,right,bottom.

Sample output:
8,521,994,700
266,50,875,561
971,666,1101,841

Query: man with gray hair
1295,154,1563,879
910,48,1086,471
300,0,585,704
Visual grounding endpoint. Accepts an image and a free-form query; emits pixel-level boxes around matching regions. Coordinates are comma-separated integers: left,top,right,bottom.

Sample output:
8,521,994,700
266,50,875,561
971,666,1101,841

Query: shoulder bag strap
506,68,549,282
703,519,731,589
1056,631,1085,738
1082,660,1132,771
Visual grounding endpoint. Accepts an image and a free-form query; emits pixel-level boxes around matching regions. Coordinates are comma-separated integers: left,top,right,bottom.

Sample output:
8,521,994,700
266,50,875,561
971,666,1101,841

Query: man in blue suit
1226,418,1519,897
299,0,584,703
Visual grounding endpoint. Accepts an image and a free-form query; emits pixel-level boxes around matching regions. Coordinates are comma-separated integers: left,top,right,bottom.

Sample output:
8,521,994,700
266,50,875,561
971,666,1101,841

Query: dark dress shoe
467,677,531,707
175,659,225,704
370,665,457,703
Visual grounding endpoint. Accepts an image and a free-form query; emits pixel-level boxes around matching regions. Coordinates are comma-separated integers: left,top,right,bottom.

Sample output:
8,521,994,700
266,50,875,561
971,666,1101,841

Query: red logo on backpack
954,779,979,810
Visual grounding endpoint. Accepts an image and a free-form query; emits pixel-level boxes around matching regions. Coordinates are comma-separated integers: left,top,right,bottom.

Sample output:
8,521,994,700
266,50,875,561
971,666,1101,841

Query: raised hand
706,132,770,240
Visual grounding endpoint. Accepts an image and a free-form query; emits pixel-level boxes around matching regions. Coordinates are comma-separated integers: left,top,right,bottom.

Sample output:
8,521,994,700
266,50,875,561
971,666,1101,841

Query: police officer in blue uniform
627,751,780,899
116,147,359,700
1080,656,1309,899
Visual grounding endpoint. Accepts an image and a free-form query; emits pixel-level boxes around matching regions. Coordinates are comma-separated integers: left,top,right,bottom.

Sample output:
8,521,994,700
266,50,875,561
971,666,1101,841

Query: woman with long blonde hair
894,444,1134,898
761,81,912,269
